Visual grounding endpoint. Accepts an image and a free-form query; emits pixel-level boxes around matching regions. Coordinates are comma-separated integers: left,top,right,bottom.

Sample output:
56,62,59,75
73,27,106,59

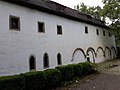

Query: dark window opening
96,29,99,35
43,53,49,68
85,26,88,34
29,56,36,71
9,15,20,30
87,54,90,62
109,32,111,37
103,31,105,36
57,25,62,35
38,22,45,33
57,53,62,65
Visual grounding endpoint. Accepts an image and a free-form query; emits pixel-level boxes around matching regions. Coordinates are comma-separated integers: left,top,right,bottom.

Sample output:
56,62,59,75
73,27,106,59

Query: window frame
9,15,20,31
85,26,88,34
38,22,45,33
57,53,62,65
29,55,36,71
108,32,111,37
96,29,99,35
57,25,62,35
103,30,105,36
43,53,49,68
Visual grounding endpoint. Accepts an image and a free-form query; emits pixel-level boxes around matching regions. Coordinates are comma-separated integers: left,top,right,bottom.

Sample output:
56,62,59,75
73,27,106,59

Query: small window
38,22,45,33
108,32,111,37
96,29,99,35
57,25,62,35
9,15,20,31
29,56,36,71
85,26,88,34
57,53,62,65
103,31,105,36
43,53,49,68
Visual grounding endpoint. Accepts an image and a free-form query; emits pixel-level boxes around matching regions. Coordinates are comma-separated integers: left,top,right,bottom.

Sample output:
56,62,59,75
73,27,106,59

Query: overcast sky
51,0,103,8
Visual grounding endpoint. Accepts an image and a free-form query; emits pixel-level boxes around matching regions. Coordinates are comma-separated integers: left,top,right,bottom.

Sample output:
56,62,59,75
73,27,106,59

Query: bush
0,75,25,90
68,63,83,77
23,71,46,90
0,62,96,90
56,65,74,82
80,61,94,75
44,69,61,89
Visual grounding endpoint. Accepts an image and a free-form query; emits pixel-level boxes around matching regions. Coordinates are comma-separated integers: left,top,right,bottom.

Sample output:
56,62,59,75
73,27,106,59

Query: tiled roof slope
4,0,109,29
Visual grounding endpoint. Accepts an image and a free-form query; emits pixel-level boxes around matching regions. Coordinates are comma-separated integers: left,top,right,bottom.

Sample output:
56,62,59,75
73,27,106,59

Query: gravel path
53,59,120,90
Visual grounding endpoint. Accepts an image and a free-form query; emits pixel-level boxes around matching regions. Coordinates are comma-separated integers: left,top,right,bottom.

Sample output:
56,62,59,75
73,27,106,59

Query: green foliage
56,65,74,82
0,62,96,90
75,0,120,46
68,64,83,77
23,71,46,90
80,62,94,74
44,69,61,89
0,75,25,90
75,3,102,20
102,0,120,46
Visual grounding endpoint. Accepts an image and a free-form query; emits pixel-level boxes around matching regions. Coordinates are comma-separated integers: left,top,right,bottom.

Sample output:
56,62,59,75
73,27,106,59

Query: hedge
0,61,96,90
68,63,83,77
80,62,94,75
0,75,25,90
44,69,61,89
56,65,74,82
22,71,46,90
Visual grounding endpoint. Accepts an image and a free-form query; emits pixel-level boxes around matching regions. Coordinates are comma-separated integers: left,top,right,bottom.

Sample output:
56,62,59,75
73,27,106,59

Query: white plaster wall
73,50,85,63
0,1,116,76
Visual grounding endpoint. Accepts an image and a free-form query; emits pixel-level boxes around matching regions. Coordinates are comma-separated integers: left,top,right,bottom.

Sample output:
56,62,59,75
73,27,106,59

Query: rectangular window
9,15,20,31
109,32,111,37
85,26,88,34
57,25,62,35
96,29,99,35
38,22,45,33
103,31,105,36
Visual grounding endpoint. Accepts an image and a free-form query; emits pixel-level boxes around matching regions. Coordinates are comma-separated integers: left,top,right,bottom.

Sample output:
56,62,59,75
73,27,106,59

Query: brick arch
72,48,86,62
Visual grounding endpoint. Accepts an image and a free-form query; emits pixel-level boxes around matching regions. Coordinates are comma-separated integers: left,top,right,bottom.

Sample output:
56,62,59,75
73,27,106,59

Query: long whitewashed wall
0,1,116,76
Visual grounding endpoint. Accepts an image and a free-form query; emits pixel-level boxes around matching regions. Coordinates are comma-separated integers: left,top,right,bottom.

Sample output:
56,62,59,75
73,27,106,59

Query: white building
0,0,116,76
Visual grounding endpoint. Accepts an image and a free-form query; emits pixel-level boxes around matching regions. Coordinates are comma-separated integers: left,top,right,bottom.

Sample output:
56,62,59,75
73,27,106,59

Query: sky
51,0,103,8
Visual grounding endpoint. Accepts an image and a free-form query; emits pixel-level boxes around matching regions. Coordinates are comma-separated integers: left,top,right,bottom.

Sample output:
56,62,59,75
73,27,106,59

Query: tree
75,0,120,46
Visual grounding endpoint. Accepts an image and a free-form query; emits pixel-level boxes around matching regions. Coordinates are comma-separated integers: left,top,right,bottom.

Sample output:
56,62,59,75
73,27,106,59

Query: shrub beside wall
80,62,94,75
23,71,46,90
68,63,83,77
56,65,74,82
44,69,61,89
0,62,96,90
0,75,25,90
